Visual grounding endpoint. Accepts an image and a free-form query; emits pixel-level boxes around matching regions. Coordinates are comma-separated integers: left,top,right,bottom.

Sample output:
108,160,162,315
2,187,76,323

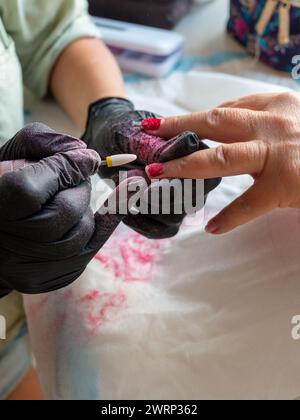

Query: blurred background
88,0,212,29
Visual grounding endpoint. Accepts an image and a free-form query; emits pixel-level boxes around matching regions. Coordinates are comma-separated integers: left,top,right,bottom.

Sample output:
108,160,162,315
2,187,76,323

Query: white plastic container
93,17,184,77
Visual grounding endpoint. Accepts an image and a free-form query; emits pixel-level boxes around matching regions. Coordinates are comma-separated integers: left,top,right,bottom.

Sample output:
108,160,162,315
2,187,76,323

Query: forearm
50,38,125,131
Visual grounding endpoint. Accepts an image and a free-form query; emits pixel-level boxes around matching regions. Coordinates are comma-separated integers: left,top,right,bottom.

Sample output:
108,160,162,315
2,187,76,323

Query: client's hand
82,97,221,238
0,123,136,296
143,92,300,234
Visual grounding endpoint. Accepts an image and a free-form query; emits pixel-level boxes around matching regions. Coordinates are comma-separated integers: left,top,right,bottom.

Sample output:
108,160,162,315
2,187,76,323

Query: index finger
144,108,267,143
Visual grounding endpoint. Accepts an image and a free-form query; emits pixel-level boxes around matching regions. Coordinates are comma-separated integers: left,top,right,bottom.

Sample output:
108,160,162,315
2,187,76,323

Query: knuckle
206,108,224,127
244,111,261,135
272,115,293,134
214,145,231,167
248,140,268,164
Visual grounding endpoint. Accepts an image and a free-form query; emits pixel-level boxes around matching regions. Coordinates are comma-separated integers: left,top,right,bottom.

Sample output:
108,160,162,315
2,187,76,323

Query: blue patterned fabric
228,0,300,72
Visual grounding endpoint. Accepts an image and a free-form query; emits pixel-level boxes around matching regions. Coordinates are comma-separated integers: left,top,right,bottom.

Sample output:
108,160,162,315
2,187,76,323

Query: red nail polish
146,163,165,178
142,118,162,131
205,219,220,234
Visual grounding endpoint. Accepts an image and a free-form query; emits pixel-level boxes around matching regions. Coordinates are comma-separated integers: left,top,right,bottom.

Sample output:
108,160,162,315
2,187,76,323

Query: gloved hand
82,97,221,238
0,123,137,296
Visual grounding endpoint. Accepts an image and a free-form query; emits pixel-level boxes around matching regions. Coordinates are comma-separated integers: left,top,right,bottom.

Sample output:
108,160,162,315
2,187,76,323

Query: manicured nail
205,219,220,234
146,163,165,178
142,118,162,131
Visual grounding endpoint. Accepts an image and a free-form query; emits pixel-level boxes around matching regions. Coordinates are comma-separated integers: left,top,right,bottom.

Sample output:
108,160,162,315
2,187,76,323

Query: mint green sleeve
0,0,100,98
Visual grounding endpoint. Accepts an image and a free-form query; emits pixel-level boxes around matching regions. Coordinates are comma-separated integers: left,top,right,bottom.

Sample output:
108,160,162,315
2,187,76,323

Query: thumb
205,180,277,235
0,149,100,220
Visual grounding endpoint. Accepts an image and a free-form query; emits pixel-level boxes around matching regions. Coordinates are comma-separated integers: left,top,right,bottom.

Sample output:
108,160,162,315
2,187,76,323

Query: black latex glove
82,97,222,238
0,123,136,296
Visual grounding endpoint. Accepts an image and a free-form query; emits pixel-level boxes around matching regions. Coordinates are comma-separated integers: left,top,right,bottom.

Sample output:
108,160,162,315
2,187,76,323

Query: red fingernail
146,163,165,178
205,219,220,234
142,118,162,131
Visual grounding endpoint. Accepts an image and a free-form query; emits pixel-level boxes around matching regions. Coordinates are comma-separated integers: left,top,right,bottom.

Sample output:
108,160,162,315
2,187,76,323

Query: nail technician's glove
0,123,134,297
82,97,222,239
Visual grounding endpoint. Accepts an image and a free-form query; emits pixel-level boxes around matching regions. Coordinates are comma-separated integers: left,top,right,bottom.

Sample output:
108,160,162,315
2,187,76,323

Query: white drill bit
100,154,137,168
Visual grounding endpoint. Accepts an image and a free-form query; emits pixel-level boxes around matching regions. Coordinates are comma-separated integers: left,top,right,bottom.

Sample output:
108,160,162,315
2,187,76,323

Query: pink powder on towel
86,289,127,331
78,287,127,333
95,232,164,283
80,290,101,302
75,232,169,334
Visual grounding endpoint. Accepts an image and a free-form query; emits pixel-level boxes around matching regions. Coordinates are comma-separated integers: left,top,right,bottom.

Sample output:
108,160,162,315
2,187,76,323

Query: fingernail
205,219,220,234
142,118,162,131
146,163,165,178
